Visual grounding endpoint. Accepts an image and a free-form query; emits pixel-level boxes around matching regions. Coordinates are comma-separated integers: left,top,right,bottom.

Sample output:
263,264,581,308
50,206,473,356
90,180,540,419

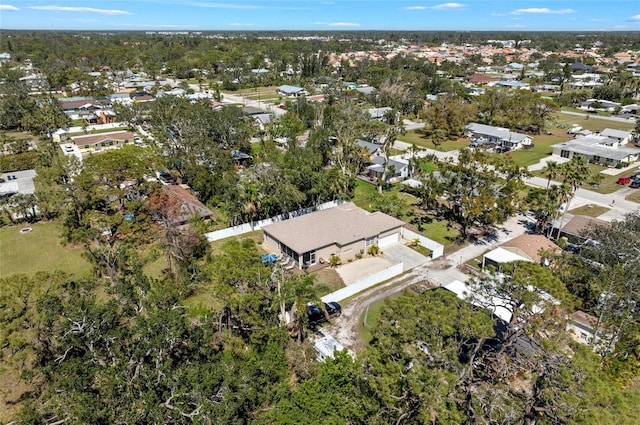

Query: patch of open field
0,221,90,279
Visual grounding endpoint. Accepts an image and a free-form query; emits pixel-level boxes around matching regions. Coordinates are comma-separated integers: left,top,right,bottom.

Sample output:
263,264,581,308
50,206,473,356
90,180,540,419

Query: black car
306,302,342,327
631,180,640,189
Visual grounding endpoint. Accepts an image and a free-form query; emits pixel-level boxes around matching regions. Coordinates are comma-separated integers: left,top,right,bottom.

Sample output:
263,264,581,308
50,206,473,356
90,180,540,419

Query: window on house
580,332,588,340
366,237,375,247
592,155,600,163
561,150,570,159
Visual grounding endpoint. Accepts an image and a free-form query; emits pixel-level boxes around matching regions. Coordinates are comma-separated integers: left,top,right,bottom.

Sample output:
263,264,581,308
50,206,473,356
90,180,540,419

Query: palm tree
551,156,592,239
541,160,560,190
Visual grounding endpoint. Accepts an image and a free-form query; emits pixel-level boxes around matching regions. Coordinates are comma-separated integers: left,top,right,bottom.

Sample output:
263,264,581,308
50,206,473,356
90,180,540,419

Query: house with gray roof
367,107,394,121
277,85,308,97
356,139,381,157
262,202,404,269
464,122,532,151
551,133,640,167
600,128,632,144
366,156,410,183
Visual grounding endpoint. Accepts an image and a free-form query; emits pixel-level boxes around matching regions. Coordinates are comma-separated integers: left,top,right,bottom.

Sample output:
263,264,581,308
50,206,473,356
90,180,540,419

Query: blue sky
1,1,639,31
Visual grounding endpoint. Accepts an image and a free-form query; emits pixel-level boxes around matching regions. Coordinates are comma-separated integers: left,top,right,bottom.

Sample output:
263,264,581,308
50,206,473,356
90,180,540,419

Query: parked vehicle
567,125,583,134
631,180,640,189
306,302,342,327
617,176,631,185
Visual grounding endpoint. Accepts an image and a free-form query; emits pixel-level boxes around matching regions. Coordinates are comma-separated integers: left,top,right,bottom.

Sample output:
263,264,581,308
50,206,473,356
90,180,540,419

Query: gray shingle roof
262,202,404,254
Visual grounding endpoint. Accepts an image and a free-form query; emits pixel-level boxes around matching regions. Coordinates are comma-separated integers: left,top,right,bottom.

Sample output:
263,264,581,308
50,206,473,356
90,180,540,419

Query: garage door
378,232,399,248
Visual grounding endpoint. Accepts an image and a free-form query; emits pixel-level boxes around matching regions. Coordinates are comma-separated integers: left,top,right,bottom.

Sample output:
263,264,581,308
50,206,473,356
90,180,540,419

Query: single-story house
464,122,532,151
71,131,135,153
355,85,376,96
600,128,632,144
162,184,213,226
367,107,394,121
566,310,614,352
550,214,608,243
482,234,558,270
262,202,405,269
366,156,410,183
580,98,621,112
465,73,499,85
494,80,530,90
567,310,599,345
550,133,640,166
356,139,381,157
277,85,308,97
571,62,593,73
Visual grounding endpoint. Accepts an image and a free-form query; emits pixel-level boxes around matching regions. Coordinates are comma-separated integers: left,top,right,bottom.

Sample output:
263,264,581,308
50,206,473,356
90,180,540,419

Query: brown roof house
551,214,609,242
482,234,559,270
566,310,614,352
71,130,135,153
262,202,404,269
162,185,213,226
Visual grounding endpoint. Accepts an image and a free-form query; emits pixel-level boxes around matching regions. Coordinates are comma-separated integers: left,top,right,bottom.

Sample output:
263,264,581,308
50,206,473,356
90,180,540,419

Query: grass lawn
310,268,345,297
231,86,279,97
398,130,470,151
0,221,90,279
568,204,610,217
500,133,566,167
555,111,635,133
625,190,640,203
352,179,379,210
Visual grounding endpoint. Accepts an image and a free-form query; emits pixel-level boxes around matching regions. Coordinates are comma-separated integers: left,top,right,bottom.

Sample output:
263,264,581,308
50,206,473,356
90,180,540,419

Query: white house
366,156,410,183
464,122,532,151
551,131,640,166
277,85,308,97
367,107,394,121
580,98,621,112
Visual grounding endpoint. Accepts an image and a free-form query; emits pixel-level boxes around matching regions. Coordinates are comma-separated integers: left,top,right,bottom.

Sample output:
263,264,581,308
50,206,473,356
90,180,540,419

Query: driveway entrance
382,243,430,271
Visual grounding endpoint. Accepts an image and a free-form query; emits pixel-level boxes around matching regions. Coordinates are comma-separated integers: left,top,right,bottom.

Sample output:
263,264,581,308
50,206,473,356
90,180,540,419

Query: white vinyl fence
205,200,345,242
401,228,444,259
321,262,404,303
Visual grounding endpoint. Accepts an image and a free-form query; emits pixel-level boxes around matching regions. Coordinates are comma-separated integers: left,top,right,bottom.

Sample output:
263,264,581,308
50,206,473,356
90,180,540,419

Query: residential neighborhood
1,28,639,424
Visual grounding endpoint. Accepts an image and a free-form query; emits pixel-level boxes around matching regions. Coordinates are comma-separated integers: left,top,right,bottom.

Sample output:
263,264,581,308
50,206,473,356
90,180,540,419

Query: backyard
0,221,90,279
398,130,471,151
352,180,459,246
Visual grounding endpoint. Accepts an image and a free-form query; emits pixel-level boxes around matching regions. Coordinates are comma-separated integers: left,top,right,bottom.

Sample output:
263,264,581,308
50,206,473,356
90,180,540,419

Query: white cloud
28,6,131,15
629,15,640,22
405,3,465,11
328,22,361,27
0,5,19,11
510,8,575,15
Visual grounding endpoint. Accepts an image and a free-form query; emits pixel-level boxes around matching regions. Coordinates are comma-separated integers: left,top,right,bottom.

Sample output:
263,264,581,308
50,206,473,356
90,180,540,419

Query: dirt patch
322,270,429,353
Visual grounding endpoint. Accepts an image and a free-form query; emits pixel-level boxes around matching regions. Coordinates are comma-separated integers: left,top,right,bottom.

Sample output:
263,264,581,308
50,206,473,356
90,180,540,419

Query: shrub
367,245,380,256
0,151,39,173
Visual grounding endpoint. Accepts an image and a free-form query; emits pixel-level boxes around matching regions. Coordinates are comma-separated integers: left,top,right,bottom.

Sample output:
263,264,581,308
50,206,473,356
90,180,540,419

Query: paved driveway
382,243,430,272
336,256,397,286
